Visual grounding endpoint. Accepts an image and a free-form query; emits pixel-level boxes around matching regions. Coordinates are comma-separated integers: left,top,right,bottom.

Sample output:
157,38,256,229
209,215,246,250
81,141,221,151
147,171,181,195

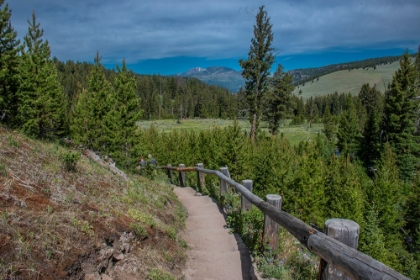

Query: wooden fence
162,163,409,280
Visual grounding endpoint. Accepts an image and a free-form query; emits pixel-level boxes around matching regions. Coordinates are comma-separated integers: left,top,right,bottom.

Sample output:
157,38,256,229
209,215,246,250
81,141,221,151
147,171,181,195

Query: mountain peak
179,66,244,92
183,67,207,76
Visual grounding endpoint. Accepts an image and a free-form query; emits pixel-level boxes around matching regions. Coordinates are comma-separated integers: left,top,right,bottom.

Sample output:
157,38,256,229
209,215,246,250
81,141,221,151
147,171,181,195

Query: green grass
137,118,250,132
294,60,401,99
137,118,323,146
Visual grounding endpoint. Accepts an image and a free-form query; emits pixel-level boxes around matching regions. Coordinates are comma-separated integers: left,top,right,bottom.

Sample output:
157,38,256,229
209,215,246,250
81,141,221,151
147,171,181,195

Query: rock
85,273,101,280
113,253,125,261
101,274,113,280
120,232,134,253
97,248,114,262
121,243,130,253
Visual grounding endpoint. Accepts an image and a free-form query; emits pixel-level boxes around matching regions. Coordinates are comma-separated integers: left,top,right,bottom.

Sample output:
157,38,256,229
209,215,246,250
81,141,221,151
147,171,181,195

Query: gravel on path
174,186,256,280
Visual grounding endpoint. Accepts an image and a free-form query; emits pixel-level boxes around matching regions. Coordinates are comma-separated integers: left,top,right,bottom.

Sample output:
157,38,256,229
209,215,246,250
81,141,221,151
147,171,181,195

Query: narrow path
174,186,254,280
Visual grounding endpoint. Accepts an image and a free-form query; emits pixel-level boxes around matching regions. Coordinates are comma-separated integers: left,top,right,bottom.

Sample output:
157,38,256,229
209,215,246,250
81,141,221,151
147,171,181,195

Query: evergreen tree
381,52,419,181
0,0,20,125
70,52,115,152
305,96,318,127
336,95,361,155
324,155,365,225
239,5,274,140
405,171,420,247
359,204,391,265
359,84,383,168
264,64,294,134
289,143,326,227
17,11,66,139
322,107,336,141
110,59,142,168
370,143,406,266
70,88,90,145
87,52,116,153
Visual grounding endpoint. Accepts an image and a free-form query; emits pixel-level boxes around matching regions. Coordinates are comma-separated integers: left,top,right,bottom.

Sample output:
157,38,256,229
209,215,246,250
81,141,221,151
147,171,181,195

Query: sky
8,0,420,75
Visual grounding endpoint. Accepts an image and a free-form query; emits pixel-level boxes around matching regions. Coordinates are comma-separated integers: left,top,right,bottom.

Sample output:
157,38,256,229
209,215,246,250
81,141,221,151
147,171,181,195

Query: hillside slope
293,60,400,99
0,126,186,279
179,66,244,92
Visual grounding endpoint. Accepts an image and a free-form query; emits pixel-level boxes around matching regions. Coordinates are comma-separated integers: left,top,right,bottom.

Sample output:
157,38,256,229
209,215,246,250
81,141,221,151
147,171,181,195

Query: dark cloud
8,0,420,64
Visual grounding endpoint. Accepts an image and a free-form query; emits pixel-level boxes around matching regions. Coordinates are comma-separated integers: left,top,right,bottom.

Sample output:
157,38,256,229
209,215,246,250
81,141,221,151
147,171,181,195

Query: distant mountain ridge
177,54,412,93
178,66,244,93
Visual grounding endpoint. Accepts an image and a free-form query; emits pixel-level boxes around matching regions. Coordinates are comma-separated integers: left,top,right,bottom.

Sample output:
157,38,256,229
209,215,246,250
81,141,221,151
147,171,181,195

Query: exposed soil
0,126,186,280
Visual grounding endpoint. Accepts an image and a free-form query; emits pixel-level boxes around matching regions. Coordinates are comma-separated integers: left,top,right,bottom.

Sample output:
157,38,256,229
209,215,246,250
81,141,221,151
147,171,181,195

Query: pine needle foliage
17,12,66,139
239,5,275,140
381,52,419,181
109,59,142,168
265,65,294,135
70,52,115,153
0,0,21,125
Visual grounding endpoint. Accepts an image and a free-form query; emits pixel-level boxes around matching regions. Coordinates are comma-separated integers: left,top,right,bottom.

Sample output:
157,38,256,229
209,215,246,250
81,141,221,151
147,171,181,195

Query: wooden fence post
319,219,360,280
179,164,186,187
220,166,230,196
167,164,173,184
196,163,205,190
241,180,253,212
263,194,282,251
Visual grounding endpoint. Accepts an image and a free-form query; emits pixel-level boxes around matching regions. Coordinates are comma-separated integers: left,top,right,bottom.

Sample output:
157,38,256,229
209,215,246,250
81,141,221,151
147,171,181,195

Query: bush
62,151,80,172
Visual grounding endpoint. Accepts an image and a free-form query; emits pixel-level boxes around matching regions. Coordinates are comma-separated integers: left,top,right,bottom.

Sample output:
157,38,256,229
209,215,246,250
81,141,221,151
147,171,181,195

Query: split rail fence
162,163,408,280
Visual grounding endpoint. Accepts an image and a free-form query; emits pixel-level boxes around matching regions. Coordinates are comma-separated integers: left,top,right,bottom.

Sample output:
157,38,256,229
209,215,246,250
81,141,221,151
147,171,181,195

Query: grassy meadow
137,118,324,145
294,60,401,99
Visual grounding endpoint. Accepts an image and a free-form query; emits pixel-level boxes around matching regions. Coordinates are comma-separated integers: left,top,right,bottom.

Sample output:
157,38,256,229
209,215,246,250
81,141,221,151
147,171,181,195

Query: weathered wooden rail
161,163,409,280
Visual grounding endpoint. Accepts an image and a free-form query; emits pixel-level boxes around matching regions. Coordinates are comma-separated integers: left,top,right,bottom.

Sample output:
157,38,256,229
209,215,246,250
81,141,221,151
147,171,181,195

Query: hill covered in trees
1,1,420,278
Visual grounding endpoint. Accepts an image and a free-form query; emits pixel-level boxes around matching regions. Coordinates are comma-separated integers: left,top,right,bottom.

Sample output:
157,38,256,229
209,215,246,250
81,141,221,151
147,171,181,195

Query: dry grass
294,60,401,99
0,126,187,279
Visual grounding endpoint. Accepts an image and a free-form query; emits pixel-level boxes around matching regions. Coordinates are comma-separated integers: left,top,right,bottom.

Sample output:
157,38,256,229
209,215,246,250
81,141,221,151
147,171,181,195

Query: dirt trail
174,186,254,280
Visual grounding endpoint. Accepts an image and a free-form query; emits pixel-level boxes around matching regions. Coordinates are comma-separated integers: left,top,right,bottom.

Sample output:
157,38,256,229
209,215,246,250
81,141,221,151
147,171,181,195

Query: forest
1,1,420,278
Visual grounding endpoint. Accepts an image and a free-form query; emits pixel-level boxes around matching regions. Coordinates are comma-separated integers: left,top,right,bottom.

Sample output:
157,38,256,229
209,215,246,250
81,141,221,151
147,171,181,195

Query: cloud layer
9,0,420,65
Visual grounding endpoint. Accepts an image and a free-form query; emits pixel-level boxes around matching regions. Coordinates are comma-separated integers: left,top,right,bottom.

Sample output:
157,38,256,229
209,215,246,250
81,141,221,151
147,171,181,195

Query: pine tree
289,143,326,227
359,204,391,265
371,144,406,253
264,64,294,134
305,96,318,127
239,5,274,140
405,171,420,246
70,52,115,152
324,155,365,225
359,84,383,168
0,0,21,125
381,52,419,181
109,59,142,168
336,95,361,155
70,88,90,145
322,107,337,141
17,11,66,139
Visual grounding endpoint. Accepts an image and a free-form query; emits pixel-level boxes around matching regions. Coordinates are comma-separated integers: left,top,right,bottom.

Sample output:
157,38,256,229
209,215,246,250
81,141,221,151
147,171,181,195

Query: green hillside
293,60,400,99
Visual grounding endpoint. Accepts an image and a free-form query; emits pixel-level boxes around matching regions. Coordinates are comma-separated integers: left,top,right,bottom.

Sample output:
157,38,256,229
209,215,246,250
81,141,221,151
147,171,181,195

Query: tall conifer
70,52,115,152
239,6,274,140
110,59,142,168
0,0,20,125
322,107,337,141
264,64,294,134
381,52,419,181
18,11,66,138
359,84,383,168
336,95,361,155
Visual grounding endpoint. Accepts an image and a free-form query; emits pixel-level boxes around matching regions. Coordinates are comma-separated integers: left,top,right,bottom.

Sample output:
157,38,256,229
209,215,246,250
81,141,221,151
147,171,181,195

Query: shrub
62,151,80,172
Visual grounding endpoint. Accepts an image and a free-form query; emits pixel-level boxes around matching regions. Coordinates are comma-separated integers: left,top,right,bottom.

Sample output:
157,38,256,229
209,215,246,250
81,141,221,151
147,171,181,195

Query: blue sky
9,0,420,75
